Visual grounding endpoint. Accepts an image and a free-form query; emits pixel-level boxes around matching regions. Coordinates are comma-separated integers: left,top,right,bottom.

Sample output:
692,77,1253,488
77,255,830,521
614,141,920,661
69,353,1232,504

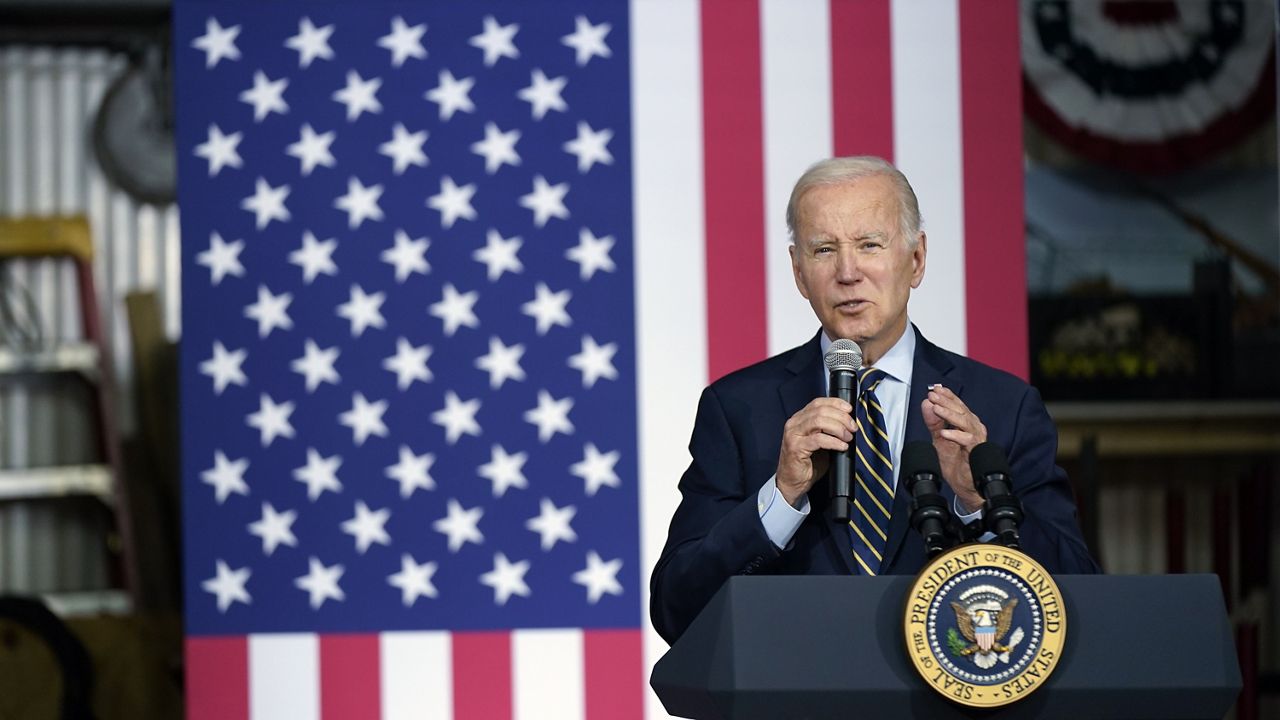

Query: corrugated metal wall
0,45,180,594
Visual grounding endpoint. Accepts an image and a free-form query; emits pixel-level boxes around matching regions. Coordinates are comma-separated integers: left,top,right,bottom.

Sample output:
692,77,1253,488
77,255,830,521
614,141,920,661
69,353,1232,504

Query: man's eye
813,246,834,255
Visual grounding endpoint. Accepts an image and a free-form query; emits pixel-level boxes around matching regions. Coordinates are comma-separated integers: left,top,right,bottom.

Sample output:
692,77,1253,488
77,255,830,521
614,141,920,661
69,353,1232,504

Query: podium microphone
823,339,861,523
902,441,951,557
969,442,1024,549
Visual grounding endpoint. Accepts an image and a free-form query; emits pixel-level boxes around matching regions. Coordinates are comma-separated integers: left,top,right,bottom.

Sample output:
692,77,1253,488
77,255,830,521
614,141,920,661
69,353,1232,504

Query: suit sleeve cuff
758,477,809,550
954,495,983,524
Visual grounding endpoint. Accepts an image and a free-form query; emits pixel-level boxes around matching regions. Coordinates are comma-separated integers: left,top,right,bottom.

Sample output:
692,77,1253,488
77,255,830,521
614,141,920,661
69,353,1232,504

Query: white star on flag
430,283,480,336
332,70,383,121
379,123,429,175
517,69,568,120
561,16,612,66
285,17,335,68
238,71,289,122
196,232,245,285
336,284,387,337
248,502,298,556
566,227,616,280
433,498,484,552
385,445,435,499
192,17,241,68
475,336,525,389
194,124,243,176
287,230,338,284
294,447,343,501
383,337,433,390
200,341,247,394
571,442,621,496
525,497,577,550
286,124,337,176
201,450,249,504
202,560,251,612
334,176,385,229
341,501,392,554
473,228,523,281
244,284,293,338
290,339,341,393
424,69,475,121
477,444,528,497
339,392,389,446
388,555,438,606
378,16,427,67
523,390,574,443
432,391,482,444
568,335,618,388
469,15,519,66
246,393,296,447
241,177,291,229
470,122,521,174
480,552,531,606
572,551,624,604
427,175,477,228
295,557,345,610
519,175,569,227
380,229,430,282
563,121,614,173
521,282,571,335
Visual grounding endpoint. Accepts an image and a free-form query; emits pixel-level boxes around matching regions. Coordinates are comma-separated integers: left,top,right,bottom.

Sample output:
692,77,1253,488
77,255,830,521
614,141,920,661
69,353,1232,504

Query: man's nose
834,246,861,282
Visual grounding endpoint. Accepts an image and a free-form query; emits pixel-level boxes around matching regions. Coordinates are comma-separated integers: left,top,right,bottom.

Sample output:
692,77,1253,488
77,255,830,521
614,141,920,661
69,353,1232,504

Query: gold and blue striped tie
849,367,893,575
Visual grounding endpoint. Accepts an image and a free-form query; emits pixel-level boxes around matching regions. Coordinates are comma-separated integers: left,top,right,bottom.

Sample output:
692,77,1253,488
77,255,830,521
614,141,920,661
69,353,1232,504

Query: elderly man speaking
650,157,1097,644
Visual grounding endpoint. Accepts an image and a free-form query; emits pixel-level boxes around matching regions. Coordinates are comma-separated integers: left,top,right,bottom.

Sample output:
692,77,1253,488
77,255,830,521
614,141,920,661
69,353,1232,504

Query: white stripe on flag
891,0,967,354
381,631,452,720
513,629,585,720
761,0,833,356
630,0,707,718
250,634,318,720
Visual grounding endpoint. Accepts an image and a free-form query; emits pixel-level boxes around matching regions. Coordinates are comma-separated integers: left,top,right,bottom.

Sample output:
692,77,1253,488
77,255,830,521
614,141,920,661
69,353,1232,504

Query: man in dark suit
650,157,1098,644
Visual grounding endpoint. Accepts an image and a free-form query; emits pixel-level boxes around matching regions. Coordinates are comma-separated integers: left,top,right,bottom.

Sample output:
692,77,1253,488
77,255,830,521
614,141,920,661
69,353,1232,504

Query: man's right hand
776,398,857,507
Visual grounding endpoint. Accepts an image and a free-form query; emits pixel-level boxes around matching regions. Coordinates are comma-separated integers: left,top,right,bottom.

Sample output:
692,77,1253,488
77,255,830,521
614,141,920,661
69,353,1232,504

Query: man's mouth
835,299,866,311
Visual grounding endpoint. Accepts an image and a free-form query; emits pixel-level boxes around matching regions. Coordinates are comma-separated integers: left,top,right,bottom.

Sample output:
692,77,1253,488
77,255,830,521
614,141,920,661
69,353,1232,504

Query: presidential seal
903,544,1066,708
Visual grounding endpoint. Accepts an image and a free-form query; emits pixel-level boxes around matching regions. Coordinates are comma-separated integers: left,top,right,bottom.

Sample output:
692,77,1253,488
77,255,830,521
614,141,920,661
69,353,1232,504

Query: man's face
789,175,926,362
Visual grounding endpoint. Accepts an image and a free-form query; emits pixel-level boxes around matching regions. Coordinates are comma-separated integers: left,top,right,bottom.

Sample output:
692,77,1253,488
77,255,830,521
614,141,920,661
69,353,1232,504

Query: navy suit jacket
650,327,1099,644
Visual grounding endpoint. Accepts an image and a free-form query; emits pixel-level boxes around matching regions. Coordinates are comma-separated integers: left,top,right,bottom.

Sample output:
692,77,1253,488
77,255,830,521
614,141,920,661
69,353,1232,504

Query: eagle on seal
951,598,1018,655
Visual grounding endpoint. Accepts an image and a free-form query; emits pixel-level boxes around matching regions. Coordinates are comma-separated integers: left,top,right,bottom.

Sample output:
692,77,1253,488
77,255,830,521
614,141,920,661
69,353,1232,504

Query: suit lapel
882,327,962,571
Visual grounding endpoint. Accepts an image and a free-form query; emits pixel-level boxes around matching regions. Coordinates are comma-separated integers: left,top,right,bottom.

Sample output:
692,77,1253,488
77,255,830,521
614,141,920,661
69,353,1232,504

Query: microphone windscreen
968,442,1012,479
824,338,863,373
902,440,941,477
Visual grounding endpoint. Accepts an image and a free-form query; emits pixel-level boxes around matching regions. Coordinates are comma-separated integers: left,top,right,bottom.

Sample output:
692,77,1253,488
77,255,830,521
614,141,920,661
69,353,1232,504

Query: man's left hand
921,385,987,513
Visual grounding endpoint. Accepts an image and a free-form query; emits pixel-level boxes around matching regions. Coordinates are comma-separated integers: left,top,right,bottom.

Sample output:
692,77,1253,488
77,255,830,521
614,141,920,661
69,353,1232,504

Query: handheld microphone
902,441,951,557
968,442,1024,549
823,339,861,523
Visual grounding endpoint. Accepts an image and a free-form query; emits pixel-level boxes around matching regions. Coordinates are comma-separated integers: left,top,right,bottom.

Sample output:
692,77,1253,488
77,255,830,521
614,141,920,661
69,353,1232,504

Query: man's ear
789,244,810,299
910,232,927,289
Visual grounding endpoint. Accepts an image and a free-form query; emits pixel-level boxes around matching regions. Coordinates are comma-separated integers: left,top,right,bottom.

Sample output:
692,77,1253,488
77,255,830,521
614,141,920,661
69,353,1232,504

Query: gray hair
785,156,923,248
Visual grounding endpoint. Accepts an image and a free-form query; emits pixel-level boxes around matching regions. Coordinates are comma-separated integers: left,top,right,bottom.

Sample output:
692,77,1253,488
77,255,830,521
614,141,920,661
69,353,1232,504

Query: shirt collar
819,323,915,385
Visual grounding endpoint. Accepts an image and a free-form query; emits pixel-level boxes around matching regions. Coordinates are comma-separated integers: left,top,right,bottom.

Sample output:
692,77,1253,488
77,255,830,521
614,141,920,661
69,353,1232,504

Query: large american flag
176,1,1026,718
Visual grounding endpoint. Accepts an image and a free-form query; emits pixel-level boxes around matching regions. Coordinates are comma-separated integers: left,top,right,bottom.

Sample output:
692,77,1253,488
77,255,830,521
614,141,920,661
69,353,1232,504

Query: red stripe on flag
453,631,512,720
959,0,1027,378
186,636,248,720
584,629,644,720
701,0,768,381
830,0,894,160
320,634,381,719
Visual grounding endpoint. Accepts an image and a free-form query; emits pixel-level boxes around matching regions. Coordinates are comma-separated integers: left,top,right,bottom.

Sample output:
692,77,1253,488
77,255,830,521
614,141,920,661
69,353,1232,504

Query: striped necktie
849,367,894,575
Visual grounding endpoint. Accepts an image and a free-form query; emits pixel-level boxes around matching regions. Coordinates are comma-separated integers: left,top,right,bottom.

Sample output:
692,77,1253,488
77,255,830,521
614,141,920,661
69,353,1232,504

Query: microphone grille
824,338,863,373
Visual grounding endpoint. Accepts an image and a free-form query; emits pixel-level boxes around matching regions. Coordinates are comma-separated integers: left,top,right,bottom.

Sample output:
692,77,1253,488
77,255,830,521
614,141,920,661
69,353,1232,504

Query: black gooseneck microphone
823,339,861,523
902,441,952,558
969,442,1024,549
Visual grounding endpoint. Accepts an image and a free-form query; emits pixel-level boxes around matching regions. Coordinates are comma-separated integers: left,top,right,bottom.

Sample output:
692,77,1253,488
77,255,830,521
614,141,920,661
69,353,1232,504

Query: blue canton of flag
177,0,638,637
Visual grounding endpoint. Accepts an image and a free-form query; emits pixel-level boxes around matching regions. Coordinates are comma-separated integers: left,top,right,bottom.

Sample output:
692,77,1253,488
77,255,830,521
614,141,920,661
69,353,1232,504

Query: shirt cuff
758,477,809,549
953,494,983,524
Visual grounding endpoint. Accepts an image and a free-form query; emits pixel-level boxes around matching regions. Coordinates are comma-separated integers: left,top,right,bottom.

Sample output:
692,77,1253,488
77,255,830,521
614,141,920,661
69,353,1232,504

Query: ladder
0,215,137,612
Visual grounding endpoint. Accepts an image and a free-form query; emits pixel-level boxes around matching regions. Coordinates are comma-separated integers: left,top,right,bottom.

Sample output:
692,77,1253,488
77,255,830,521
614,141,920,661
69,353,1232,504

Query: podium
651,574,1240,719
